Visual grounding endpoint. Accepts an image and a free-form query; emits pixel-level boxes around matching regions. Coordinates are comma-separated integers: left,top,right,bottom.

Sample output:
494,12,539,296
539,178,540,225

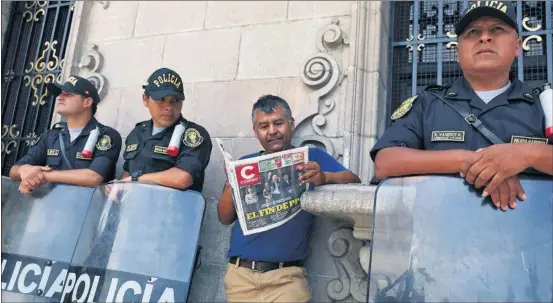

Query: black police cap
455,1,518,36
47,76,100,104
142,68,185,101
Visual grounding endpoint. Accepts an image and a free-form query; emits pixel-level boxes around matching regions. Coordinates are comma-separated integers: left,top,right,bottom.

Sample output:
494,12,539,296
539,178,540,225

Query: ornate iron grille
1,0,75,176
388,0,553,125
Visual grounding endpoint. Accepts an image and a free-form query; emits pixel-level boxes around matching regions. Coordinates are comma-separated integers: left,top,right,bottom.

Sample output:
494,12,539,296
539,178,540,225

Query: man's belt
229,257,304,273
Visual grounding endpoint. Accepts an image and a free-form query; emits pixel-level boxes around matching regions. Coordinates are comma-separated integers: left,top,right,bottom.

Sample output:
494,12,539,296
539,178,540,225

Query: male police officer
110,68,211,191
9,76,122,193
371,1,553,211
218,95,360,302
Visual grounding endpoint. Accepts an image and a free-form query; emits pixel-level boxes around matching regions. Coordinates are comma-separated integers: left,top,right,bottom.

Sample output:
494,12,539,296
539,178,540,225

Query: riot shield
60,182,205,303
367,175,553,303
1,181,97,302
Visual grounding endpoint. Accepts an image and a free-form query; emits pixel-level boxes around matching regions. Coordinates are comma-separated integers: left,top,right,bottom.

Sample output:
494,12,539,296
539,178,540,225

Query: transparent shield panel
1,181,96,302
368,175,553,303
63,182,206,303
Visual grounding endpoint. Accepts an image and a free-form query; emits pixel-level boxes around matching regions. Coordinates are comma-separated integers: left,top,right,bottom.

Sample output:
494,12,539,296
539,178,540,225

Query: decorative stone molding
77,44,107,98
326,228,369,302
97,1,109,9
292,134,335,157
302,184,374,240
295,18,348,154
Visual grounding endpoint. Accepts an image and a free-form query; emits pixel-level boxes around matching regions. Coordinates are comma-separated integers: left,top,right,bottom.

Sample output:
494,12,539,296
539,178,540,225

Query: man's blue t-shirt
227,146,347,262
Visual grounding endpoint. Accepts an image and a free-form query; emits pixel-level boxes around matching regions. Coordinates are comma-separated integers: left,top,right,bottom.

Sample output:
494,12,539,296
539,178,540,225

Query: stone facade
2,1,389,302
1,1,12,47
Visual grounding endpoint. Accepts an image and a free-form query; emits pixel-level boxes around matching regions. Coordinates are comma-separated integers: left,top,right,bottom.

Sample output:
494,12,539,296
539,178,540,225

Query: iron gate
388,0,553,124
1,0,75,176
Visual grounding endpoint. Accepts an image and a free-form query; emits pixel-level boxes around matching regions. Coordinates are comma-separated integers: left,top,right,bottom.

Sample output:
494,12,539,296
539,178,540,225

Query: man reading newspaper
216,139,309,235
217,95,360,302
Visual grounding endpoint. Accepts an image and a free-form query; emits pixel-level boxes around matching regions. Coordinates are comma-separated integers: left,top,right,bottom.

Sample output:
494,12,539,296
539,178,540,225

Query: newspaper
216,139,309,235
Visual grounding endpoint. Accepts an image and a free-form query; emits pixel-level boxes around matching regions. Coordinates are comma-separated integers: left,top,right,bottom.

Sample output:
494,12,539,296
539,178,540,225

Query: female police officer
109,68,212,192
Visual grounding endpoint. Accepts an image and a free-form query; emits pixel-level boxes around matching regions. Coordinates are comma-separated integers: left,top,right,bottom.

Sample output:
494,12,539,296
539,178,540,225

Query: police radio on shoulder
81,126,100,158
538,83,553,141
167,122,186,157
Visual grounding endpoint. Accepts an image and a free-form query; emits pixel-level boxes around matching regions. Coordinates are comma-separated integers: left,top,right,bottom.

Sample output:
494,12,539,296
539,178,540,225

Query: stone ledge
301,184,375,241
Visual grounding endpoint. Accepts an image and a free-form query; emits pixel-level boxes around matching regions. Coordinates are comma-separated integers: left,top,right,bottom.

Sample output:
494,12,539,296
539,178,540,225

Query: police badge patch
183,128,203,148
96,135,112,151
391,95,418,120
126,144,138,152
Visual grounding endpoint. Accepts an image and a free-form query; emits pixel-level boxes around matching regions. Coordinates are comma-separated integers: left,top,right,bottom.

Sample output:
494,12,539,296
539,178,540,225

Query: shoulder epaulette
52,122,66,130
135,120,149,127
424,84,450,92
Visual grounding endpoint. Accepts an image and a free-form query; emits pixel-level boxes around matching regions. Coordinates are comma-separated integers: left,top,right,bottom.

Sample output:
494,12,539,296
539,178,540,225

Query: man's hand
460,144,530,196
487,176,527,211
18,165,51,194
299,162,326,186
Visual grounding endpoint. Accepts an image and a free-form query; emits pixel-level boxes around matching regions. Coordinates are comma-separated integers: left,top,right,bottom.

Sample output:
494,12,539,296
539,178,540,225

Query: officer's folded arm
374,146,479,180
525,144,553,175
137,167,194,190
42,169,104,187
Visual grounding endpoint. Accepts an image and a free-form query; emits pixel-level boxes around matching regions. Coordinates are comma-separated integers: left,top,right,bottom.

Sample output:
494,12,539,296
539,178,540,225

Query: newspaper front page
216,139,309,235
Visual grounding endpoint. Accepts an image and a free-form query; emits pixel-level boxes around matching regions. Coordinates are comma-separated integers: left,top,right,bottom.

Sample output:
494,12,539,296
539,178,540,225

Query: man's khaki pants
224,263,312,302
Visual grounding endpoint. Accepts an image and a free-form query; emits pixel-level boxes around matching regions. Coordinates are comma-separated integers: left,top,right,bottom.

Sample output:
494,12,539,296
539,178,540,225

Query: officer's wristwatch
131,170,143,182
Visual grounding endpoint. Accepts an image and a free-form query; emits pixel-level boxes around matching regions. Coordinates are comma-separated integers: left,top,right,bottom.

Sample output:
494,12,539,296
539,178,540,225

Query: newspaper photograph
216,139,309,235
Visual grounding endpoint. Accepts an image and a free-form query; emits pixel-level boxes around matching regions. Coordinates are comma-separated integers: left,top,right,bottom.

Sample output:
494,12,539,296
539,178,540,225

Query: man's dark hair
251,94,293,123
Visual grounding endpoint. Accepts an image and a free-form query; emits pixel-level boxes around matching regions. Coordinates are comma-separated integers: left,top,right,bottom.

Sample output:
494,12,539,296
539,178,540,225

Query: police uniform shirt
123,116,212,192
370,76,547,160
15,117,123,182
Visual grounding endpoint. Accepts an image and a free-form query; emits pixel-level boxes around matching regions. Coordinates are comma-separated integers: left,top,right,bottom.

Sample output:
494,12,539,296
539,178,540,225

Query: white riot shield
1,181,96,302
59,182,205,303
367,174,553,303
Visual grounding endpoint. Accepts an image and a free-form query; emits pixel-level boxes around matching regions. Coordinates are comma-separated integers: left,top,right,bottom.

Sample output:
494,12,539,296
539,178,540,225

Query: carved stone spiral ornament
326,228,368,302
77,44,107,98
297,19,347,154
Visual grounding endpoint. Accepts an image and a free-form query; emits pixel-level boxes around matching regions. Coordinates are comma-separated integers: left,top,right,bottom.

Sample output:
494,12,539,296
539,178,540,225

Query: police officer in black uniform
111,67,212,192
9,76,122,194
371,1,553,211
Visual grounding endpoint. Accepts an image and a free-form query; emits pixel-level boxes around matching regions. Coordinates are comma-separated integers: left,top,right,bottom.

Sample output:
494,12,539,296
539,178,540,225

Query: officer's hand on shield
18,181,34,194
17,165,52,194
105,177,133,202
487,176,526,211
460,146,527,211
461,144,530,192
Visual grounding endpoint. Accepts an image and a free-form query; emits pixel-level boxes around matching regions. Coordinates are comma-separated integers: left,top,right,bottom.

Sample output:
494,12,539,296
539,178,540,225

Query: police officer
371,1,553,211
9,76,122,194
110,68,212,191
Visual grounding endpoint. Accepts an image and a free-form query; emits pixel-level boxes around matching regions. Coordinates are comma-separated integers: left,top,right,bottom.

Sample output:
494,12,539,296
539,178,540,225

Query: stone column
1,1,13,48
343,1,391,183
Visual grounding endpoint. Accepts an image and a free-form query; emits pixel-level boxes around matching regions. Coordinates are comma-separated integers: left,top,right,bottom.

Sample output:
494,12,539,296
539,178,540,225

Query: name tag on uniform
154,146,167,154
431,131,465,142
510,135,548,144
126,144,138,152
47,149,59,156
76,152,92,160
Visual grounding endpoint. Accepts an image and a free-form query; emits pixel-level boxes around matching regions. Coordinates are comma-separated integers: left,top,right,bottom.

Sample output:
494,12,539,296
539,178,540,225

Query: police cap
455,1,518,36
47,75,100,104
142,68,185,101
